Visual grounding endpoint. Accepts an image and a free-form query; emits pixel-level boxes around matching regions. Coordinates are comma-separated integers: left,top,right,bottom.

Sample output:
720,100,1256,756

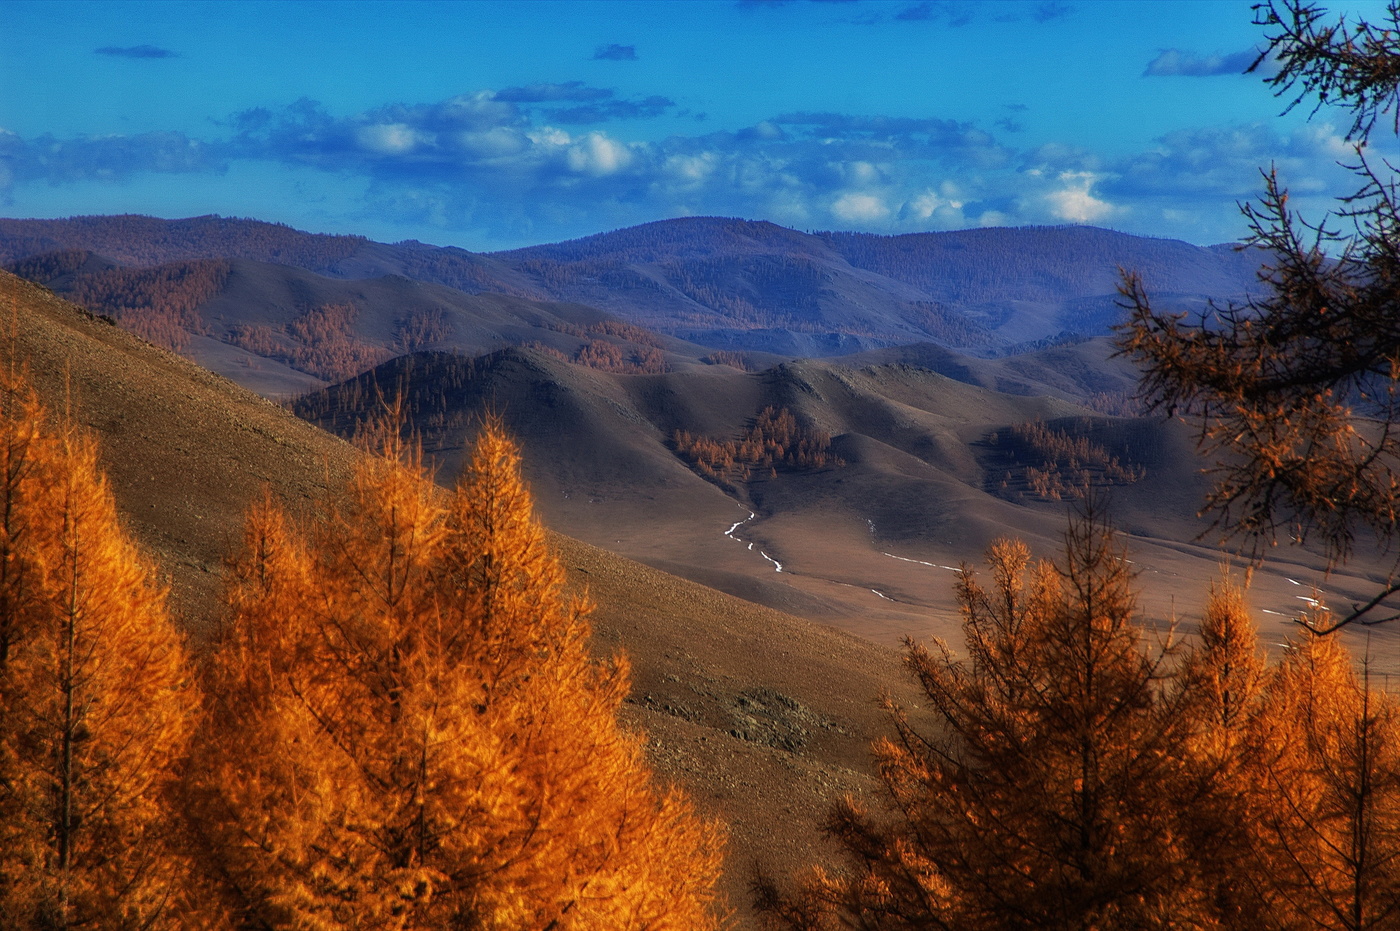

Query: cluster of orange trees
61,259,231,352
673,406,840,487
526,338,667,375
574,339,667,374
760,516,1400,930
991,419,1144,501
531,320,670,374
0,367,721,929
393,307,453,352
229,302,392,383
701,350,756,371
546,319,667,349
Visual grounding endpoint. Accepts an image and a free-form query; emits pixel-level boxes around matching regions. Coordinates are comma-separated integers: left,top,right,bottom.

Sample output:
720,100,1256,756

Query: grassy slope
3,269,916,928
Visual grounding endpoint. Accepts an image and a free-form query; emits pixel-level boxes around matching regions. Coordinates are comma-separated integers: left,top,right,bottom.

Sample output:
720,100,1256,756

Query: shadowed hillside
6,248,700,397
490,217,1264,352
292,342,1400,674
0,213,541,297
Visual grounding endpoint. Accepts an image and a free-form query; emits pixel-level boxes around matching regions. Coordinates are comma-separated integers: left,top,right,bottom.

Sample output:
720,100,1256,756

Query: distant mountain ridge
0,214,1264,359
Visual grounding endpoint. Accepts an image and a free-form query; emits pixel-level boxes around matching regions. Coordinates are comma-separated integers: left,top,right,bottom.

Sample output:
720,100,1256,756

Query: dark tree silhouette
1118,0,1400,631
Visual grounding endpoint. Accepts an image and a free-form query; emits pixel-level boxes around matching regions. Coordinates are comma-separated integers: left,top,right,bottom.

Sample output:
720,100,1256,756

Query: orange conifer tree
1174,578,1274,928
1250,629,1400,931
0,367,200,929
757,530,1400,930
757,516,1209,930
190,416,723,929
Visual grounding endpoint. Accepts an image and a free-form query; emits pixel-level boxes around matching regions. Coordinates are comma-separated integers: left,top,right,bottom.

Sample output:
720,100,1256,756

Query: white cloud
436,92,518,129
566,132,632,176
664,152,716,185
453,127,528,159
842,160,885,185
357,123,427,155
747,121,785,141
1144,47,1256,78
528,127,572,147
831,192,890,222
905,180,965,221
1045,171,1116,223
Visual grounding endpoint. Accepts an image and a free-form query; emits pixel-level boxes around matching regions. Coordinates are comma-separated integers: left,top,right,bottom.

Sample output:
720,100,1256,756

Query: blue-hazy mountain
0,214,1263,359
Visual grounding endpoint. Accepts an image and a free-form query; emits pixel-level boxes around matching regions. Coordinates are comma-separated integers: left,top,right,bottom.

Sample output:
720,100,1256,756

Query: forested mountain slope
1,214,1264,359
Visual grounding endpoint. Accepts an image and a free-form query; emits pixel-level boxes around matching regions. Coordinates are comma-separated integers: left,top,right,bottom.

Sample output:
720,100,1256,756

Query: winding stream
723,508,782,572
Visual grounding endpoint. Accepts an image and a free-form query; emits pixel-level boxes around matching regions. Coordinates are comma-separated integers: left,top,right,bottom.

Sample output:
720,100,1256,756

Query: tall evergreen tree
0,366,200,930
189,417,723,930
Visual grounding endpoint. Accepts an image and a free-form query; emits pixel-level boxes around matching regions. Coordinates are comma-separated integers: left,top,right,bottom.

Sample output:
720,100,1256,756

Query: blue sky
0,0,1390,251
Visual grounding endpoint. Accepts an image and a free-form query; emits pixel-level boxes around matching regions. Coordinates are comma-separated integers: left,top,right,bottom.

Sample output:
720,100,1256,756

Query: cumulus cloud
0,86,1373,247
902,182,966,223
95,44,177,59
1044,171,1116,222
356,123,428,155
1107,122,1355,201
831,192,891,222
1144,47,1258,77
592,43,638,60
566,132,634,176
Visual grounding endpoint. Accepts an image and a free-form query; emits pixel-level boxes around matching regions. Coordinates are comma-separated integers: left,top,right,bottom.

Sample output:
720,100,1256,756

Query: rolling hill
1,214,1265,366
492,218,1265,352
290,339,1400,674
5,203,1397,924
2,267,923,928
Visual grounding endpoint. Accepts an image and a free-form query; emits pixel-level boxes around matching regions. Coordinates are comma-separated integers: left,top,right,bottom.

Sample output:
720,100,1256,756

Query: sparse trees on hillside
59,258,229,352
674,405,840,489
0,367,200,929
225,300,391,382
988,420,1145,502
1118,0,1400,631
187,416,724,929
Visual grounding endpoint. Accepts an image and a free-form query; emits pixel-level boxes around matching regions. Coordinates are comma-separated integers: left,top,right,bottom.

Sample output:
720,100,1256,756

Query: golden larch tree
757,515,1210,930
0,366,200,929
189,416,724,930
1173,577,1274,929
1250,629,1400,930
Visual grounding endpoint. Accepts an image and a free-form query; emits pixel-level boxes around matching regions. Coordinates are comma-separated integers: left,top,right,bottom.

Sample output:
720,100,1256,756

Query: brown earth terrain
4,269,922,928
11,257,1400,925
293,342,1400,678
